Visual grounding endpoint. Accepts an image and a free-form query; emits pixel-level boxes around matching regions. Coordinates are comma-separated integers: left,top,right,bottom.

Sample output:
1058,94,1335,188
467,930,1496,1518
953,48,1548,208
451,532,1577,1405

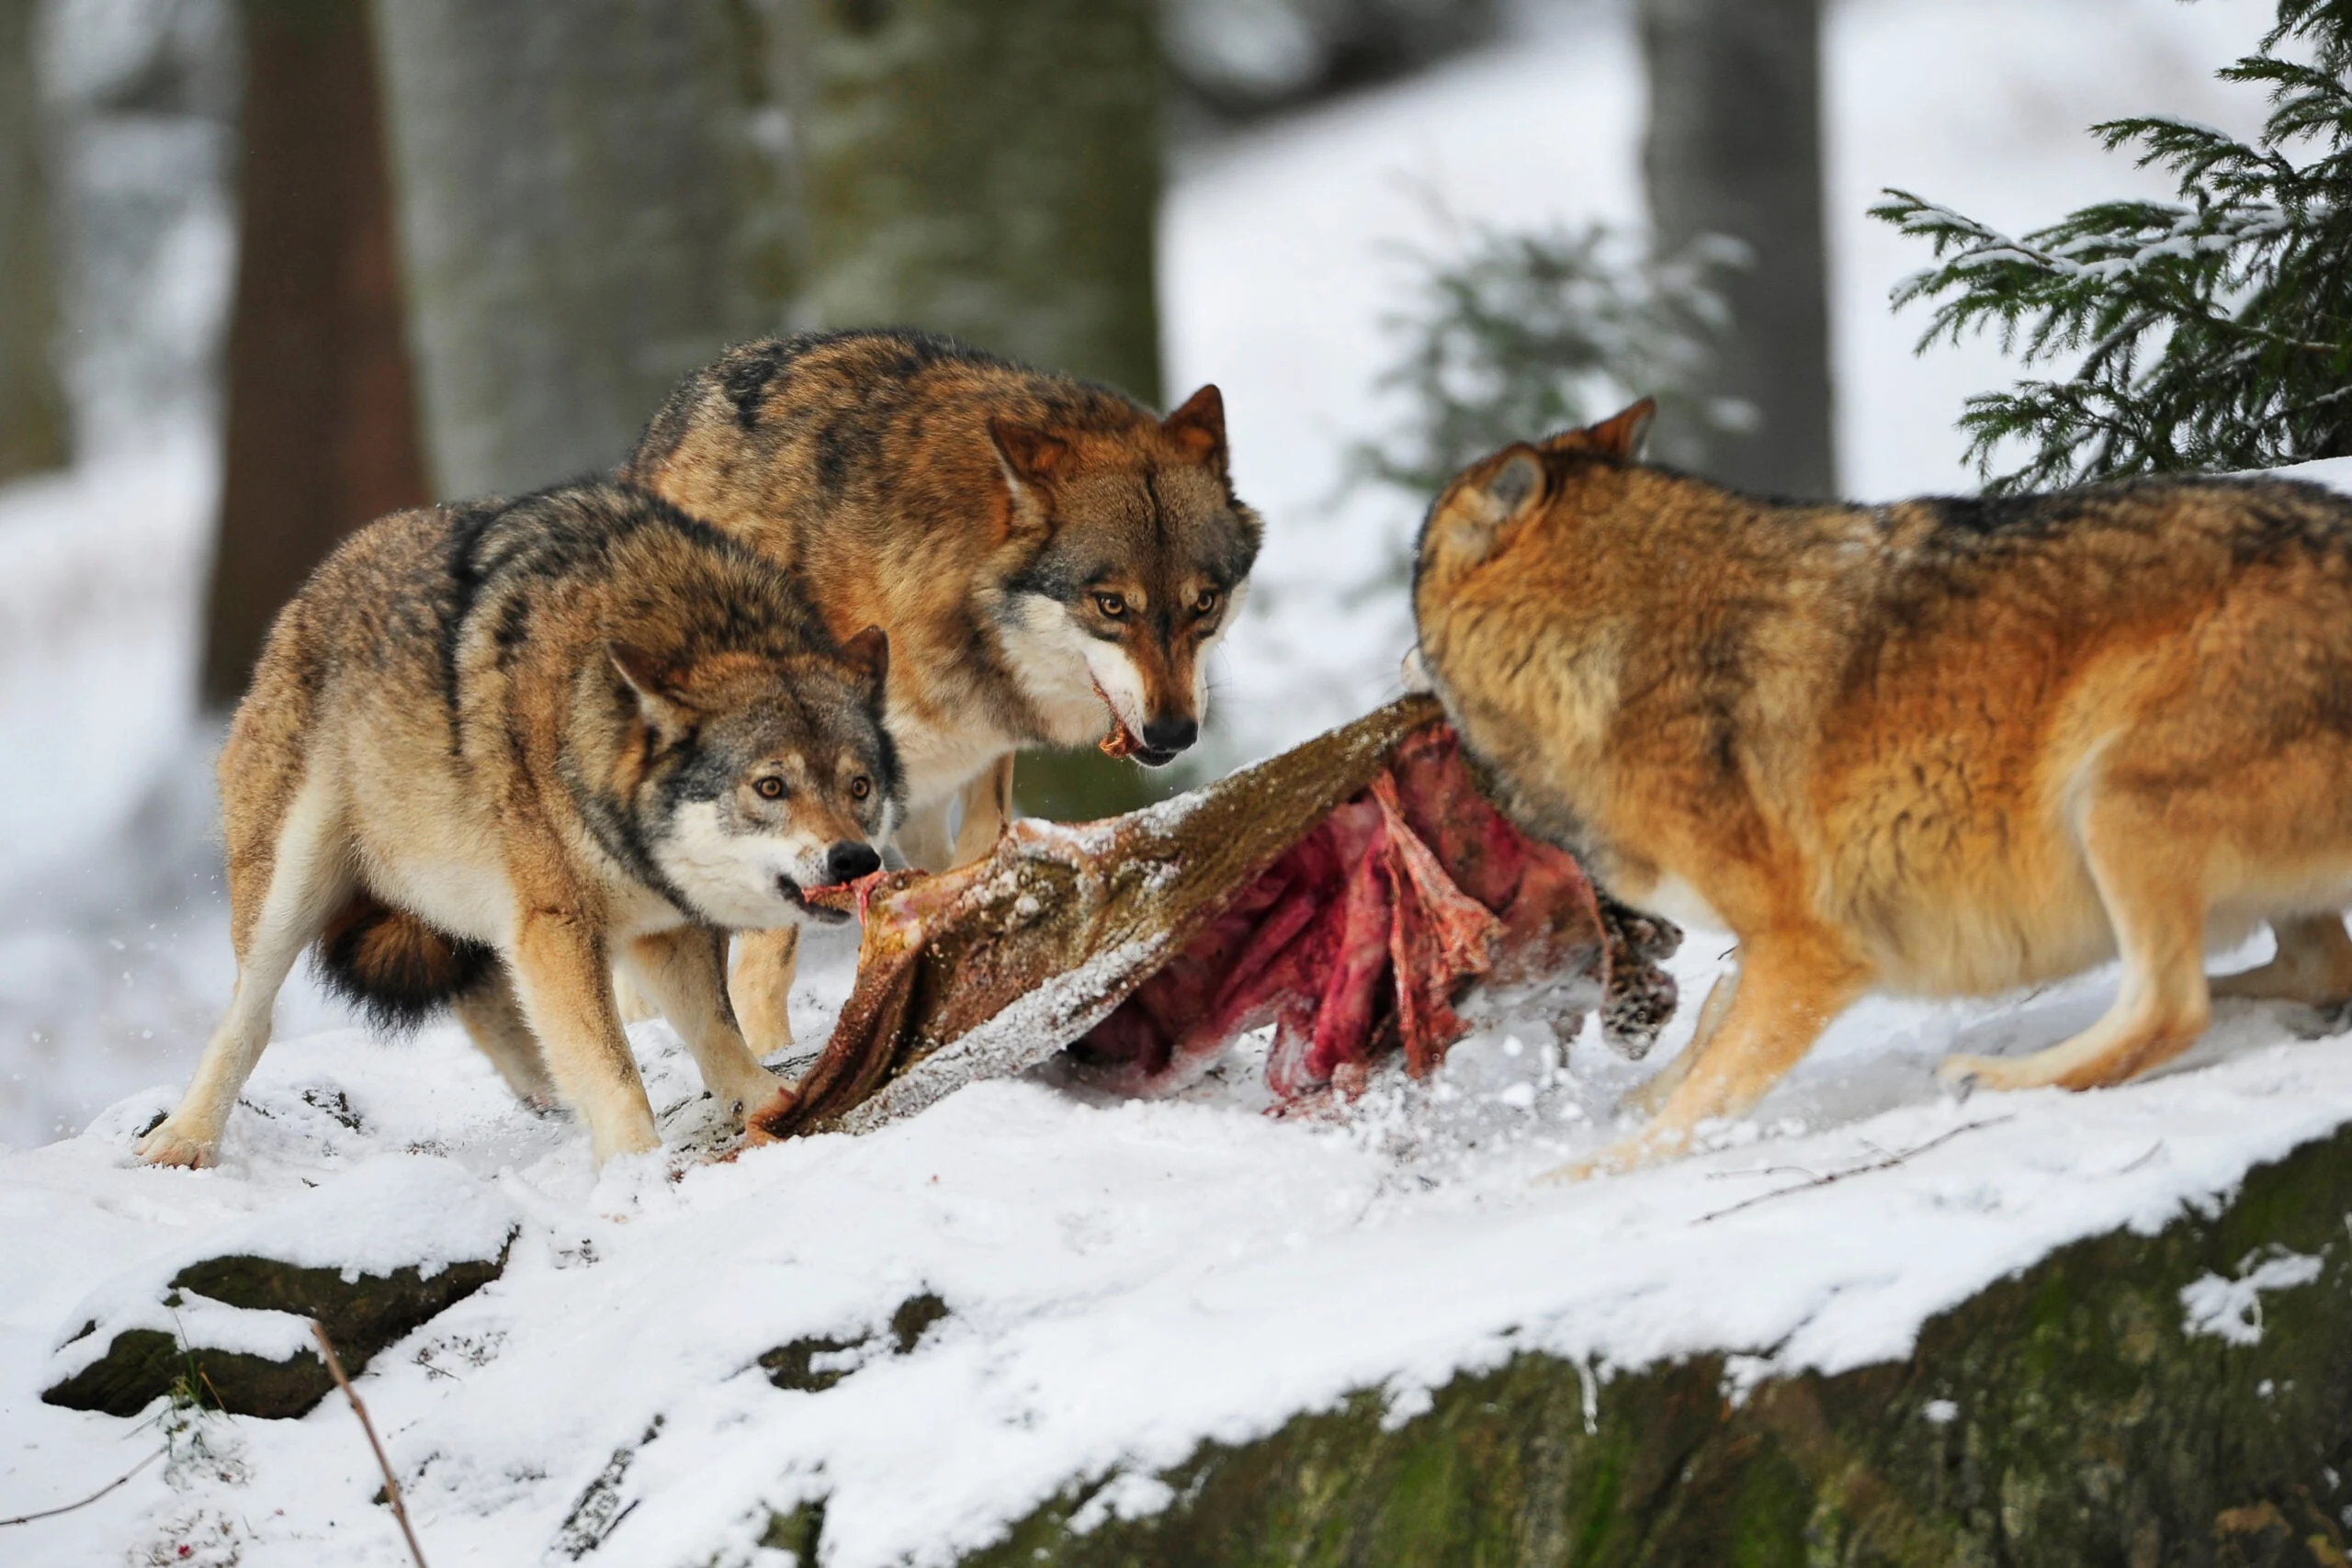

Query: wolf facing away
1412,402,2352,1174
136,482,901,1168
624,329,1263,1053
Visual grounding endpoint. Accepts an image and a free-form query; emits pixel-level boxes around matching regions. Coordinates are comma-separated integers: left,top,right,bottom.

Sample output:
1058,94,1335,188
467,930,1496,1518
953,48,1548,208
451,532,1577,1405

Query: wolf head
988,385,1263,767
607,626,902,928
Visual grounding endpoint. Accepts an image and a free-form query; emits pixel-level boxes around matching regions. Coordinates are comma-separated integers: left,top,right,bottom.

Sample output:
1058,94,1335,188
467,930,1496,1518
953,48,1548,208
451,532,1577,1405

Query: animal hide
747,696,1679,1142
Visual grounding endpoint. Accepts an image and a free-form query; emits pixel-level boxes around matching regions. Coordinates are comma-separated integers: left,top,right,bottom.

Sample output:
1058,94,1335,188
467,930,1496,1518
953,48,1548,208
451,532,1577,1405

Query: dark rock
42,1245,510,1418
761,1290,953,1393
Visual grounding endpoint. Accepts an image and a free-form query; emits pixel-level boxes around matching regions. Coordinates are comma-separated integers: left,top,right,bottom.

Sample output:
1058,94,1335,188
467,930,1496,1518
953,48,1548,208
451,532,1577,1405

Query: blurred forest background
0,0,2274,1144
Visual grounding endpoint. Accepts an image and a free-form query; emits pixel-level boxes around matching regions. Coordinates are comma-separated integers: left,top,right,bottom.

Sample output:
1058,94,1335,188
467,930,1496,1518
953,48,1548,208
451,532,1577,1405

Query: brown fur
139,482,899,1168
1413,402,2352,1173
624,329,1262,1046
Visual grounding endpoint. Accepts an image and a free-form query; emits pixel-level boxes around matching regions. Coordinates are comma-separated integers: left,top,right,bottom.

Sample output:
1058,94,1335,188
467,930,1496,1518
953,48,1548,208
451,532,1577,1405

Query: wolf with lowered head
626,328,1262,1051
1415,401,2352,1175
137,482,900,1168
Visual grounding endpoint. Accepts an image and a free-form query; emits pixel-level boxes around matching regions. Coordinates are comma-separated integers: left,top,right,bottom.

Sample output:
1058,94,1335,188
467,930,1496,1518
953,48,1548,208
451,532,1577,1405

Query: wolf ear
1484,449,1545,518
1161,384,1227,467
837,624,890,694
608,641,695,736
989,418,1070,487
1434,446,1545,568
1588,399,1657,460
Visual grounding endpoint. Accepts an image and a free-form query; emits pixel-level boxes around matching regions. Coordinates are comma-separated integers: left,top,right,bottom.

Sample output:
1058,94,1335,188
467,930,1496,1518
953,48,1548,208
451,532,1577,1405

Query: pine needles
1873,0,2352,491
1355,219,1748,500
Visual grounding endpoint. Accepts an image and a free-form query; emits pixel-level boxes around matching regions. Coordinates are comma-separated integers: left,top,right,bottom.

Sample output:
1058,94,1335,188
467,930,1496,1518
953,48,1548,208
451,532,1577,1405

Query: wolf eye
1192,587,1220,616
753,776,786,800
850,775,872,801
1093,592,1127,619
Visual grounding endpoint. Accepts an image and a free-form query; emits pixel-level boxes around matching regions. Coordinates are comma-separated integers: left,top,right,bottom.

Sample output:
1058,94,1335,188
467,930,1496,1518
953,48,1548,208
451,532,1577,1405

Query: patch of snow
2178,1247,2328,1348
1067,1472,1177,1535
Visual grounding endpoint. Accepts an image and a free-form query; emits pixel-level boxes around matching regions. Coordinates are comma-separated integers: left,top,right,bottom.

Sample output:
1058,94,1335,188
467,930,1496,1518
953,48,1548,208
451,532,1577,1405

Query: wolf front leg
1617,964,1740,1119
627,926,779,1121
1550,930,1866,1179
139,777,352,1168
507,907,661,1162
727,926,800,1058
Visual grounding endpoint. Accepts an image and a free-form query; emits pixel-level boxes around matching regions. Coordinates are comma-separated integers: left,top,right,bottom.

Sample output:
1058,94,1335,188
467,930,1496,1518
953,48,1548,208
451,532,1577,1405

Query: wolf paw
134,1120,217,1168
1538,1125,1689,1184
711,1066,786,1124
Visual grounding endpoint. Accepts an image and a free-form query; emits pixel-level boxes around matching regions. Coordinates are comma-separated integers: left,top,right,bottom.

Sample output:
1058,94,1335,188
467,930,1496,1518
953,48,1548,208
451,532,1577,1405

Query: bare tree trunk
199,0,426,707
371,0,794,500
800,0,1162,408
0,0,70,481
801,0,1165,819
1640,0,1836,498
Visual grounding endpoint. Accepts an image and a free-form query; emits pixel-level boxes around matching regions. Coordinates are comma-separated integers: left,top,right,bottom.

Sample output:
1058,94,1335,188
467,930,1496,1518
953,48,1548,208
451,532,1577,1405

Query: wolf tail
313,895,498,1033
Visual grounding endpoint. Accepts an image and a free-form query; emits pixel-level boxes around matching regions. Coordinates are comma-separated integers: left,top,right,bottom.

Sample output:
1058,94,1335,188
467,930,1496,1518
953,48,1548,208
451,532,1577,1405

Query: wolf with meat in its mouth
626,329,1263,1053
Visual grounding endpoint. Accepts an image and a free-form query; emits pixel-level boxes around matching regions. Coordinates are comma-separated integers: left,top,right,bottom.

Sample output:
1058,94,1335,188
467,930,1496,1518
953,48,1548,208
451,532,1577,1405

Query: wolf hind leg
629,927,779,1122
2211,912,2352,1006
612,966,662,1023
453,966,555,1109
1941,797,2212,1092
727,926,800,1057
1551,931,1866,1179
891,797,956,874
139,778,352,1167
950,754,1016,866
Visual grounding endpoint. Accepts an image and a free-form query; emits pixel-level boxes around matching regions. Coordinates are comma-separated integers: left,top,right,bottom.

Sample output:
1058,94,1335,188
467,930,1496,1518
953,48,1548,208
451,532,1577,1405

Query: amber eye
1193,587,1220,616
1093,592,1127,619
850,775,872,801
753,776,786,800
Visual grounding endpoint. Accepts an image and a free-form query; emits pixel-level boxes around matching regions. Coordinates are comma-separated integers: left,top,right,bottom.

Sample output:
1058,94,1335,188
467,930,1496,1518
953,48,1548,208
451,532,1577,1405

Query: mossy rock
760,1290,952,1394
42,1245,510,1419
775,1122,2352,1566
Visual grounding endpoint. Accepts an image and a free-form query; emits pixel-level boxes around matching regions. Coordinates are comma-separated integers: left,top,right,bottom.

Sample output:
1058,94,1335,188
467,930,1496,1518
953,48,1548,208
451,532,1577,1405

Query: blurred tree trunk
0,0,70,481
200,0,426,707
801,0,1166,819
1640,0,1836,498
370,0,796,500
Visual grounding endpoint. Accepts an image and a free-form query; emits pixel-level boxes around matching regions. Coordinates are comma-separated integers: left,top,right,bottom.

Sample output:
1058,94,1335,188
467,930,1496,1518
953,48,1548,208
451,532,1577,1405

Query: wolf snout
1136,716,1198,764
825,841,882,885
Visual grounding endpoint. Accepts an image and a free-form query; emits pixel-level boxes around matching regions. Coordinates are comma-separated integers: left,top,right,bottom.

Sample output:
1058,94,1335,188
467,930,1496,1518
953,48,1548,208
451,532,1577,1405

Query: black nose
825,841,881,885
1139,716,1198,754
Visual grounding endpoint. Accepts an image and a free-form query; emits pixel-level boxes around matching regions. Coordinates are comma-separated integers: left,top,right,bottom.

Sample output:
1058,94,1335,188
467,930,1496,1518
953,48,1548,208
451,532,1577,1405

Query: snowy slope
4,908,2350,1565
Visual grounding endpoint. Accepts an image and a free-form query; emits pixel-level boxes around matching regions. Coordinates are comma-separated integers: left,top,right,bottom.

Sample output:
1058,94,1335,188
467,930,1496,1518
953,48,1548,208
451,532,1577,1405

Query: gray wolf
136,481,900,1168
623,328,1262,1052
1412,401,2352,1173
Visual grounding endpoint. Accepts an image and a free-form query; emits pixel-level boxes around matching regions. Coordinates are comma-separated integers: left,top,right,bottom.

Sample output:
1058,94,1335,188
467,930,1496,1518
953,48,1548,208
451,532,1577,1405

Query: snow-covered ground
6,922,2352,1566
4,1,2341,1562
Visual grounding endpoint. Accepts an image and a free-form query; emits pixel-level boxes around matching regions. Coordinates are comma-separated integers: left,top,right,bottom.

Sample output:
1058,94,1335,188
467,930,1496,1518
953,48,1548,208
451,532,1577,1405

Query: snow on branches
1873,0,2352,491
